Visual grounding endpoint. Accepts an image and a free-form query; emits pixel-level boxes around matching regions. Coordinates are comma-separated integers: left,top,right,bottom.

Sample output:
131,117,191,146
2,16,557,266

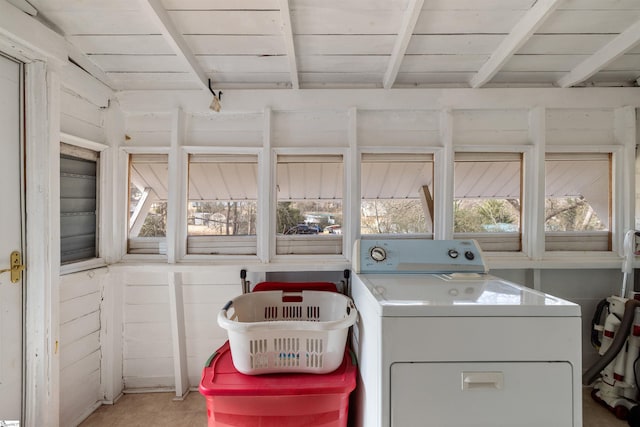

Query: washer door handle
461,371,504,390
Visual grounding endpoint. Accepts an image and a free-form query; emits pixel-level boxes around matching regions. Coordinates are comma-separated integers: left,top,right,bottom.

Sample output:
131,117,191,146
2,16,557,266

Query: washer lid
354,273,580,317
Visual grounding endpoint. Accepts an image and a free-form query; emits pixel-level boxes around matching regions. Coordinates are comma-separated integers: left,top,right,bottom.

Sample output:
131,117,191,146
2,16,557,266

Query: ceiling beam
469,0,562,88
7,0,36,16
278,0,299,89
139,0,209,92
383,0,424,90
558,19,640,88
65,40,115,92
0,0,66,63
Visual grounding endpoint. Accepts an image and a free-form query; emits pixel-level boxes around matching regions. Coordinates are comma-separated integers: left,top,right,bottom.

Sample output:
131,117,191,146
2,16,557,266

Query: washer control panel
354,239,487,274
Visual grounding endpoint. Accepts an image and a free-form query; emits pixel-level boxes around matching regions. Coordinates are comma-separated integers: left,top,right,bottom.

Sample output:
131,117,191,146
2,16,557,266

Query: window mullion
527,107,546,260
259,107,272,262
437,109,454,240
166,108,183,263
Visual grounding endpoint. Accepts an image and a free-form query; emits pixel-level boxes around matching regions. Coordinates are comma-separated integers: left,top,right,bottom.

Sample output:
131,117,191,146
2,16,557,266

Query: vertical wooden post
614,106,637,254
527,106,546,260
167,108,185,263
436,109,454,240
259,107,272,262
25,60,61,427
103,100,125,263
100,270,124,403
168,272,189,399
346,107,359,259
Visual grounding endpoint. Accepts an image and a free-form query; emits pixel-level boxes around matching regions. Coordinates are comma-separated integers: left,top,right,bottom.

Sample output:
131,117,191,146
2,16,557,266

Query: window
187,154,258,255
453,152,522,251
276,154,343,255
60,143,98,264
360,153,434,236
128,154,168,254
545,153,611,251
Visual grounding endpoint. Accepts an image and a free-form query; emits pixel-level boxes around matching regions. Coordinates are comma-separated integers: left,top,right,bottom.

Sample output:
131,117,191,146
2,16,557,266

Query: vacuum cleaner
585,230,640,425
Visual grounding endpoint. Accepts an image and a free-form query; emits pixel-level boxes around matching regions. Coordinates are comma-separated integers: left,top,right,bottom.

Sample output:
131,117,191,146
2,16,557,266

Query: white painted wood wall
58,77,110,427
55,83,640,426
120,268,239,390
59,270,104,427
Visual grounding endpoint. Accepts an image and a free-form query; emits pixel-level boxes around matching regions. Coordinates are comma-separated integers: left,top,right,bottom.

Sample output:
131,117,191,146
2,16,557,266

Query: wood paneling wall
121,267,242,390
59,269,105,427
58,79,109,427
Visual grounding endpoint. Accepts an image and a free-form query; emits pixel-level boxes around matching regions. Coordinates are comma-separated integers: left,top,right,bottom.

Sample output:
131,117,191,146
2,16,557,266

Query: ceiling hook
208,79,222,99
208,79,223,112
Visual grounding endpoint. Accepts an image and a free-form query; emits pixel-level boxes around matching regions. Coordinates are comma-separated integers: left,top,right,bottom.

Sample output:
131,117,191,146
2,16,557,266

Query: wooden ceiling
20,0,640,91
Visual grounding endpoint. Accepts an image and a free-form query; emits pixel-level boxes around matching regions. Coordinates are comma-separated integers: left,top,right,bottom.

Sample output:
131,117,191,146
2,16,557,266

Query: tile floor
78,387,629,427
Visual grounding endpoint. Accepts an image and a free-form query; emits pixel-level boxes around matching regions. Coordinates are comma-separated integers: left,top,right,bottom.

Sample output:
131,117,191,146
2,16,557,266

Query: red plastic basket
199,341,356,427
252,281,339,293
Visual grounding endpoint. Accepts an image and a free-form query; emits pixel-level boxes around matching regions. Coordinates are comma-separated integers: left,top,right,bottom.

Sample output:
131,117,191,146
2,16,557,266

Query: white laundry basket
217,290,357,375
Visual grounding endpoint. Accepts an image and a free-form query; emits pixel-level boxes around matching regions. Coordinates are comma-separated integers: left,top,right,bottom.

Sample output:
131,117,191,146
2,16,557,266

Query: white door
0,53,24,423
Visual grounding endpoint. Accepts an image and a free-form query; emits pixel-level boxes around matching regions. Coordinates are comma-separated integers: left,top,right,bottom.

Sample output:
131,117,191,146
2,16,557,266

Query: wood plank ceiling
11,0,625,210
21,0,640,91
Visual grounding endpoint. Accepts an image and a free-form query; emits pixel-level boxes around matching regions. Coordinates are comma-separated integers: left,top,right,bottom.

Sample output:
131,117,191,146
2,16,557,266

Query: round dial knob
464,251,475,260
448,249,459,259
370,247,387,262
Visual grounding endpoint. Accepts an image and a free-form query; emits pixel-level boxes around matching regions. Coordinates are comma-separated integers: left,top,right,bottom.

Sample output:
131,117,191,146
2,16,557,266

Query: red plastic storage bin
252,281,339,293
199,341,356,427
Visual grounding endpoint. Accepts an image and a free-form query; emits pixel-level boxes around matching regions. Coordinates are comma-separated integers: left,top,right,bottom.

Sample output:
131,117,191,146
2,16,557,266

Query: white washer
350,239,582,427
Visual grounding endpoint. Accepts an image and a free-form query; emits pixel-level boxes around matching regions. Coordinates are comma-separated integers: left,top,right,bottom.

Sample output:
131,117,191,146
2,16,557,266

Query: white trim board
117,87,640,113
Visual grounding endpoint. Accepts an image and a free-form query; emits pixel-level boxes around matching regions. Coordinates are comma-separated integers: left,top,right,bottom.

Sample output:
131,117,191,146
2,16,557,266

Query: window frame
122,147,170,260
115,137,627,266
184,148,262,259
542,146,619,254
127,152,171,256
59,133,108,275
452,147,527,253
359,150,435,240
272,148,348,260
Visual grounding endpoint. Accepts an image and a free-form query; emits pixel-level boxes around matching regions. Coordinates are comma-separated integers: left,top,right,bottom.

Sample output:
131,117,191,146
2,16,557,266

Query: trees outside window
361,200,429,234
188,201,256,236
454,199,520,233
138,200,167,237
545,197,606,232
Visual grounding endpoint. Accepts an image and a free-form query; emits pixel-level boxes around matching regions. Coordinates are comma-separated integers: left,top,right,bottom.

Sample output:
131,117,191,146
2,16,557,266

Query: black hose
634,352,640,391
583,299,640,386
590,298,609,349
